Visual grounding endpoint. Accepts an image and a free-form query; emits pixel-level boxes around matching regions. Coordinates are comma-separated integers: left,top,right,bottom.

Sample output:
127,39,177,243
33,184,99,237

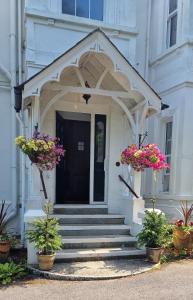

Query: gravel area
29,259,155,280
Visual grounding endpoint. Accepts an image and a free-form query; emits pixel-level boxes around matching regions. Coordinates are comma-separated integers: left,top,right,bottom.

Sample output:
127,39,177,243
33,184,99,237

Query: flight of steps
53,205,145,262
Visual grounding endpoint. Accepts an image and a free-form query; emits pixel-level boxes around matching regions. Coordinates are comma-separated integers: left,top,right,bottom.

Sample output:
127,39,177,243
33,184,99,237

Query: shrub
0,262,27,285
138,210,169,248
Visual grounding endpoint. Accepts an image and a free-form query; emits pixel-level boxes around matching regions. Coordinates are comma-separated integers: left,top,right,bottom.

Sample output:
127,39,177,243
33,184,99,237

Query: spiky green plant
0,200,10,235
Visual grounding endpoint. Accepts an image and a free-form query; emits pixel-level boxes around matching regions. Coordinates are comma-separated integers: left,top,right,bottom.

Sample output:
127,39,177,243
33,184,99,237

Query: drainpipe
8,0,17,224
144,0,152,80
18,0,22,84
17,0,26,246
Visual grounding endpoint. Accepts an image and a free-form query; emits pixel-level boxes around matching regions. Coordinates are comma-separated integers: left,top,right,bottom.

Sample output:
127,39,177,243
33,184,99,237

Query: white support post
24,95,45,265
129,108,146,237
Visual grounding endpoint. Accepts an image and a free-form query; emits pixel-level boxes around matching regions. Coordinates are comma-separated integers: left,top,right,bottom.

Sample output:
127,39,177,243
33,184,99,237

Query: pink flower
121,144,169,172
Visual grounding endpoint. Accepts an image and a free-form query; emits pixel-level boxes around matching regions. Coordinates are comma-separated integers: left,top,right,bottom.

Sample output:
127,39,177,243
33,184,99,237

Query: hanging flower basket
121,144,169,172
16,132,65,199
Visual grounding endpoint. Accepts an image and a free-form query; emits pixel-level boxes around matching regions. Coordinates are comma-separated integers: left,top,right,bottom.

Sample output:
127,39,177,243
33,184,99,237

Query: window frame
61,0,104,21
166,0,178,48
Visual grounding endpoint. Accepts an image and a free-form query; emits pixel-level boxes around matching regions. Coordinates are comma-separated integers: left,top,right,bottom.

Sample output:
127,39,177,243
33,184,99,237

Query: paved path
1,260,193,300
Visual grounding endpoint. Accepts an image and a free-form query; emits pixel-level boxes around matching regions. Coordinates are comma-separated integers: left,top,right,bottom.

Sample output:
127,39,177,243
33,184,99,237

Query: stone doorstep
55,247,146,262
28,259,159,281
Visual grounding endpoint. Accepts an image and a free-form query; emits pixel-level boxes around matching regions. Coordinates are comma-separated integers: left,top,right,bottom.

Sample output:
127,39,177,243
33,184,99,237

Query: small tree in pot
16,132,65,269
26,201,62,270
137,210,168,263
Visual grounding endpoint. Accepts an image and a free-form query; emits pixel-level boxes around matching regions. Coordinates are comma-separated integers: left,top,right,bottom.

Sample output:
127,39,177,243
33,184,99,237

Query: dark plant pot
37,253,56,271
146,247,162,263
173,229,192,252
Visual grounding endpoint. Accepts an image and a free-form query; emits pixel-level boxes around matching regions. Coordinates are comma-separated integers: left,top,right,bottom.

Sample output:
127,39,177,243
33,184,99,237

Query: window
62,0,103,21
167,0,178,48
162,121,173,192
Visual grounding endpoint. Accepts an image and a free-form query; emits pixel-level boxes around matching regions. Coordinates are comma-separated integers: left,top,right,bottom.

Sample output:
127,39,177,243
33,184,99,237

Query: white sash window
162,121,173,192
167,0,178,48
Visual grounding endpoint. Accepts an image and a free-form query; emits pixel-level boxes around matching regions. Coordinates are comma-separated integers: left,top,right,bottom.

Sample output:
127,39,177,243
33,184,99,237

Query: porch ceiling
39,52,144,110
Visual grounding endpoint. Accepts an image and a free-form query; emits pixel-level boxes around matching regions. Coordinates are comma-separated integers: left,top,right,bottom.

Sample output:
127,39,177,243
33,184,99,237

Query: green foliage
137,210,169,248
26,201,62,255
0,262,27,285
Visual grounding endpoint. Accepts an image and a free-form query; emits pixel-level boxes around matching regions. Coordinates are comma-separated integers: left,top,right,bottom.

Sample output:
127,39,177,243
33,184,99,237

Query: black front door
56,112,90,204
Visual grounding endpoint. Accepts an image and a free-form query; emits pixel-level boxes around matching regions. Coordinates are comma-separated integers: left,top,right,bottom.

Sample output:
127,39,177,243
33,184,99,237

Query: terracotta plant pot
0,241,11,260
0,241,11,253
37,253,56,271
146,247,162,263
173,229,192,252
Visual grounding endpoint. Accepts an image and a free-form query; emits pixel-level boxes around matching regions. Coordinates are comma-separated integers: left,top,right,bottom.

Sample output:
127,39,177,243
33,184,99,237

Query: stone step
54,214,125,225
55,247,145,262
58,225,130,236
61,235,137,249
54,205,108,215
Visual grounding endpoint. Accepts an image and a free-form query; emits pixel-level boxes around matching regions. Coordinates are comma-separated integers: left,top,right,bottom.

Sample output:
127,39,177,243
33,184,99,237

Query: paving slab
29,258,157,280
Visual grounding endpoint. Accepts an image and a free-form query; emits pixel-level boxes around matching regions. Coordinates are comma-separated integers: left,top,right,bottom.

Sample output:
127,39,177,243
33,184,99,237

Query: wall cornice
25,8,138,37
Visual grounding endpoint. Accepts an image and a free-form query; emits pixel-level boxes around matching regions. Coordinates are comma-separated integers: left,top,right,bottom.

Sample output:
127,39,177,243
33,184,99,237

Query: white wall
0,1,20,234
25,0,138,79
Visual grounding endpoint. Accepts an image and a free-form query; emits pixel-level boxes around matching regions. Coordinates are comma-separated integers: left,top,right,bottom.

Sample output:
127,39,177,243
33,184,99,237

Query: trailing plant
121,143,169,172
138,210,168,248
0,261,27,285
26,201,62,255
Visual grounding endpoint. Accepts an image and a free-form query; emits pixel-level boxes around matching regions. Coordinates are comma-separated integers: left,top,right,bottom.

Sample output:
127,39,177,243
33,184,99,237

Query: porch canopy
14,28,161,138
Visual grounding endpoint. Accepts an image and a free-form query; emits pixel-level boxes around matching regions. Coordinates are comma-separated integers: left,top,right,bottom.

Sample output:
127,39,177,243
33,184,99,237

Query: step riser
62,241,136,249
54,208,108,215
55,254,146,263
58,218,125,225
59,229,130,236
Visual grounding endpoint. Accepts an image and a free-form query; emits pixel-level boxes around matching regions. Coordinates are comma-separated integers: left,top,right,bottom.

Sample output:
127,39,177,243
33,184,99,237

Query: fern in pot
26,201,62,270
137,210,168,263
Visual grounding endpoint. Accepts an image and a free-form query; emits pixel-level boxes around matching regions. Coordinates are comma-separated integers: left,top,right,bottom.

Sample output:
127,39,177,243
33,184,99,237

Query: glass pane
165,141,171,155
169,0,177,13
96,121,105,162
90,0,103,20
166,122,173,140
166,157,171,173
94,115,106,202
62,0,75,15
163,175,170,192
170,14,177,46
76,0,89,18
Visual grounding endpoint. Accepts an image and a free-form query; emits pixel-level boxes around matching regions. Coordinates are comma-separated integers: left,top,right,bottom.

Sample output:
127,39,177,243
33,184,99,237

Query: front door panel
56,113,90,204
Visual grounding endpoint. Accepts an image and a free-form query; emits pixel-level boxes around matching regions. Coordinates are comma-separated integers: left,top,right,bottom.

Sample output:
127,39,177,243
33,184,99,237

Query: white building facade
0,0,192,253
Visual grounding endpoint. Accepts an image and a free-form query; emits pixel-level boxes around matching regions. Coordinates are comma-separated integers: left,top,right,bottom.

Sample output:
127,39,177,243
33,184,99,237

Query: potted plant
137,209,168,263
173,201,193,254
26,201,62,270
0,201,12,258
